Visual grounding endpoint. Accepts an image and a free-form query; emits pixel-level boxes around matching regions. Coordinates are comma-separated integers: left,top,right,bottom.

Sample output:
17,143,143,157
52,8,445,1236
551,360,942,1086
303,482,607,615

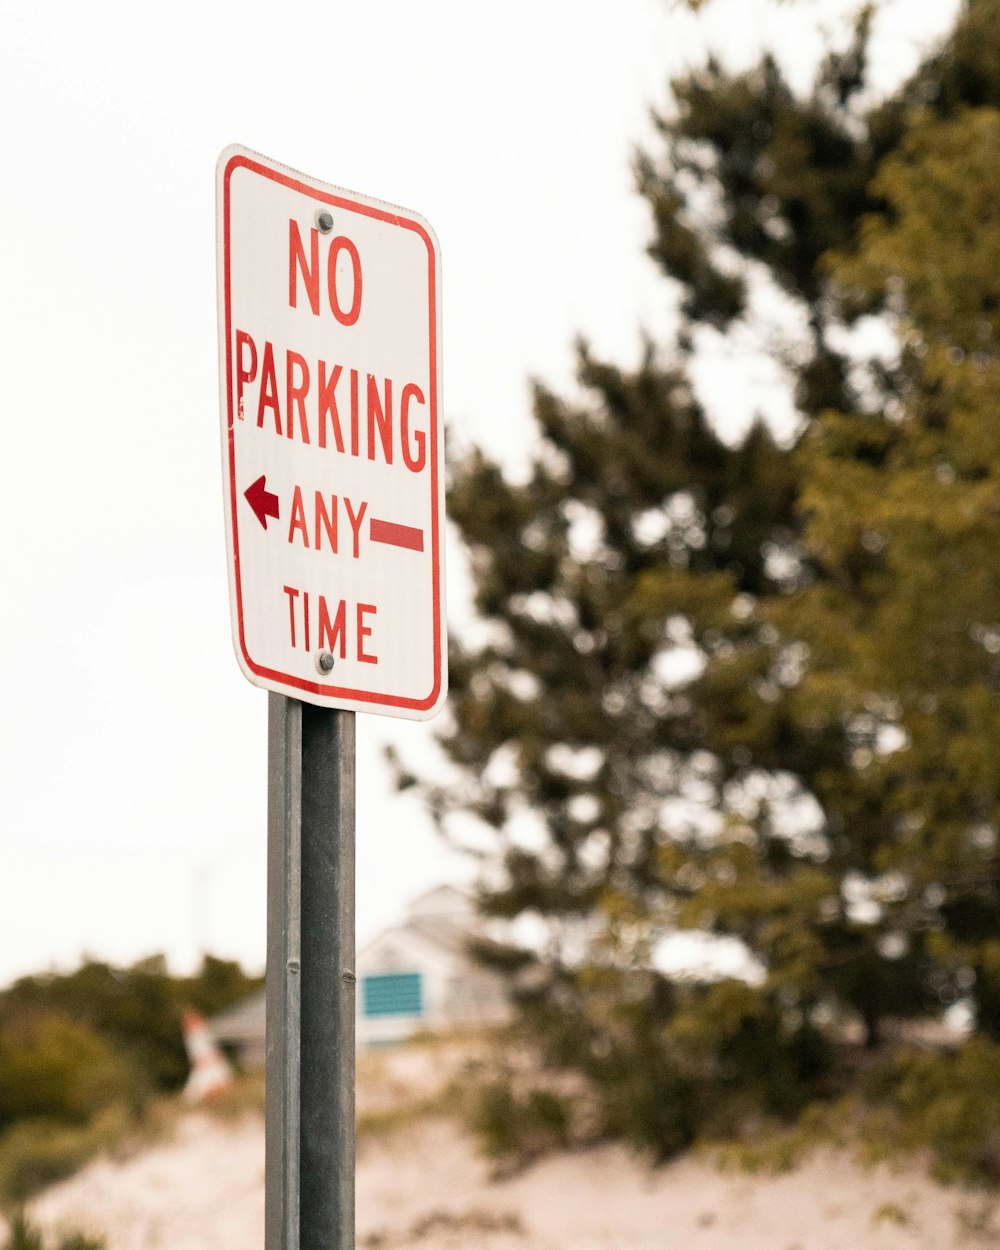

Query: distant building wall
355,901,508,1045
210,885,510,1058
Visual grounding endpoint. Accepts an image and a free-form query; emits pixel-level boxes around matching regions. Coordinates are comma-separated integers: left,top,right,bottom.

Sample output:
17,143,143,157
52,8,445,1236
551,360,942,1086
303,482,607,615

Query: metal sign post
216,145,445,1250
266,694,356,1250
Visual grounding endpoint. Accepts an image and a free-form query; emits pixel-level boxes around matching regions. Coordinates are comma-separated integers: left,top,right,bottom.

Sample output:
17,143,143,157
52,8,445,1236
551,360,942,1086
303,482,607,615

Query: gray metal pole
266,693,302,1250
266,694,356,1250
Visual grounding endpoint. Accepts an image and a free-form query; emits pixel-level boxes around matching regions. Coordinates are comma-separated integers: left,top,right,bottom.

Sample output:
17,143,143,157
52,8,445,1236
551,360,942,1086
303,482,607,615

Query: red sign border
221,151,444,714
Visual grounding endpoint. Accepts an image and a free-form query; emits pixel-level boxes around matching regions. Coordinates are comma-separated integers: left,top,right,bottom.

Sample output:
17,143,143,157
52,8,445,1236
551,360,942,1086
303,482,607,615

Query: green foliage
0,1017,139,1131
871,1202,908,1227
0,954,261,1202
876,1041,1000,1184
2,1214,103,1250
787,100,1000,1050
0,1107,130,1206
955,1198,1000,1242
2,1216,41,1250
472,1079,571,1166
527,976,832,1159
0,955,262,1096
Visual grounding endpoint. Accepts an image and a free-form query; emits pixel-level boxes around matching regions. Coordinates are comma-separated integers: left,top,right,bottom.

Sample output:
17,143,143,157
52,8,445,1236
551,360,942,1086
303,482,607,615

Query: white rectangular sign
216,145,446,719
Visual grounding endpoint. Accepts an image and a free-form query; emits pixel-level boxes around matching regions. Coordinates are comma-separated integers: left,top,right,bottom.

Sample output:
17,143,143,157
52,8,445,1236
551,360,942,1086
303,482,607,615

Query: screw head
316,651,335,674
316,210,334,234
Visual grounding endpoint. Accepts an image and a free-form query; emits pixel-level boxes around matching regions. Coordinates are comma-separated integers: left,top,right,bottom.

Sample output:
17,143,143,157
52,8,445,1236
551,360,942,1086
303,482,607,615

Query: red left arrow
244,475,280,529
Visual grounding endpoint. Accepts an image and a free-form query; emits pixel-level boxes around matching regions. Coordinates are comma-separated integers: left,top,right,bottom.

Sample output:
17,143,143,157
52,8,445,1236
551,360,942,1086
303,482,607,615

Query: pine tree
789,101,1000,1038
409,0,1000,1153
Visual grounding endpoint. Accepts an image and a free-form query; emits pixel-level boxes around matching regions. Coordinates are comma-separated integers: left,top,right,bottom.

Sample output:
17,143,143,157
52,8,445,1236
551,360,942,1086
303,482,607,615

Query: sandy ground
21,1109,999,1250
11,1042,998,1249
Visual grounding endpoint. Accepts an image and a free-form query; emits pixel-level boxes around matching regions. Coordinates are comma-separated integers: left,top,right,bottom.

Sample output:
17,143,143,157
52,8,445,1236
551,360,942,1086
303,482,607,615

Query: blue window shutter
362,972,423,1018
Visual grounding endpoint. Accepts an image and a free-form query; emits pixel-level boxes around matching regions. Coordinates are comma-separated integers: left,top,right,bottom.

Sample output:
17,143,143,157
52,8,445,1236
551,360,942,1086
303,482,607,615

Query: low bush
466,1014,1000,1188
2,1213,103,1250
0,956,262,1097
471,1077,571,1165
0,953,263,1201
869,1039,1000,1185
0,1106,131,1205
0,1016,143,1132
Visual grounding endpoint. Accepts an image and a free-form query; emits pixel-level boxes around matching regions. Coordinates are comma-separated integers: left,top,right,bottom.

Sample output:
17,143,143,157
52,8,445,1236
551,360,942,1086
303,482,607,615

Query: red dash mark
370,518,425,552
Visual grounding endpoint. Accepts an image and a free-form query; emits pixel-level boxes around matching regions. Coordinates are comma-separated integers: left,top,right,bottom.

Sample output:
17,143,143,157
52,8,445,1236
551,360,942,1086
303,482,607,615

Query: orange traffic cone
182,1009,234,1103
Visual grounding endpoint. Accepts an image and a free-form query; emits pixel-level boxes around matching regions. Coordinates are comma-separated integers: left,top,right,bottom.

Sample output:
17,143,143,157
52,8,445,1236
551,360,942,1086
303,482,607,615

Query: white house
357,884,509,1045
209,885,509,1060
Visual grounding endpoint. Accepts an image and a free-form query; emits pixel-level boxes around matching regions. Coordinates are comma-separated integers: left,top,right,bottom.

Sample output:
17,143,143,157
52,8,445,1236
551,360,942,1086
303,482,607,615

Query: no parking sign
216,145,446,719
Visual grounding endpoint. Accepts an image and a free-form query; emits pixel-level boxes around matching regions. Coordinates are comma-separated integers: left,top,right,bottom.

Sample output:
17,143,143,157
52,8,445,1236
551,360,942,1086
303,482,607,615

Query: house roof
357,888,478,962
406,883,473,915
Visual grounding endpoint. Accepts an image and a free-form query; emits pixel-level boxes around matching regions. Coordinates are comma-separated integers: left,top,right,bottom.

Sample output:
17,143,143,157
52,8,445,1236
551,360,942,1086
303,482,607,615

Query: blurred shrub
2,1213,104,1250
0,1015,142,1131
0,1105,131,1205
465,985,1000,1186
500,975,836,1162
471,1078,571,1166
0,954,261,1202
0,956,262,1097
699,1040,1000,1186
872,1039,1000,1184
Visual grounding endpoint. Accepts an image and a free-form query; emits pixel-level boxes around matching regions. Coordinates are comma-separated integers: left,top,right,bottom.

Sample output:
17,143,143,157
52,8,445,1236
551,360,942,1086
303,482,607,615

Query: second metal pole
266,694,356,1250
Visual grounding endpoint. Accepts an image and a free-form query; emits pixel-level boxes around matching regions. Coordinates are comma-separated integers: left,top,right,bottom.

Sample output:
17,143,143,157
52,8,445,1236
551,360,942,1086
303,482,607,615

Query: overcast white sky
0,0,959,986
